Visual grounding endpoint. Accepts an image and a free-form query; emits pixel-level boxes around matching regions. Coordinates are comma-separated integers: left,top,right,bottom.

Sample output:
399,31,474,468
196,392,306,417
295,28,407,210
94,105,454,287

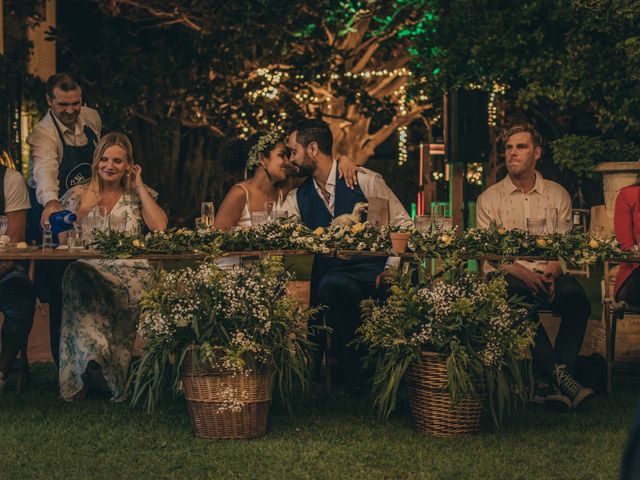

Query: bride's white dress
216,183,284,269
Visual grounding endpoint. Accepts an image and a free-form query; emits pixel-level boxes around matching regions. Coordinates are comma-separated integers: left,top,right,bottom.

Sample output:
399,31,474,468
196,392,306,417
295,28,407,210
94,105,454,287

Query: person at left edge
26,72,101,365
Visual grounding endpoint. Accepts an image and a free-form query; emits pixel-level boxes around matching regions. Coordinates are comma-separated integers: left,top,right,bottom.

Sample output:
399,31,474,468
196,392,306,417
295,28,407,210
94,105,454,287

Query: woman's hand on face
130,164,144,191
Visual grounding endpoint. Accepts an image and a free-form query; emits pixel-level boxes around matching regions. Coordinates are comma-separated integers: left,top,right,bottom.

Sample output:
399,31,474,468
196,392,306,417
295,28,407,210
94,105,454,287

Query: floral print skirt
59,259,152,401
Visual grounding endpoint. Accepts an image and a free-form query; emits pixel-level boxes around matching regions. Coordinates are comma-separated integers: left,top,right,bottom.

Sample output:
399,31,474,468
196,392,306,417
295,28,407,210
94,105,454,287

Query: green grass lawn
1,364,637,479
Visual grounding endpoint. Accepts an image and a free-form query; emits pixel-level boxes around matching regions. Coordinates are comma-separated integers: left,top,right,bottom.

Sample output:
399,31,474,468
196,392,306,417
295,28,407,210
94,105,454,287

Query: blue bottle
49,210,77,235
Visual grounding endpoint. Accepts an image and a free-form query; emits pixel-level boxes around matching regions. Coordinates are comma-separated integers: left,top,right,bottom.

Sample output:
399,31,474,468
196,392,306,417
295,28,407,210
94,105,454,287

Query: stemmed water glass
201,202,215,229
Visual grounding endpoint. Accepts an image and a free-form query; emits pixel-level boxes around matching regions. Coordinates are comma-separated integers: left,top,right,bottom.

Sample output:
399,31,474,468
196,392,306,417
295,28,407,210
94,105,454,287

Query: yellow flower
350,223,365,234
536,238,547,248
497,227,507,235
439,234,453,246
132,239,143,248
313,227,325,236
589,239,599,249
176,228,188,235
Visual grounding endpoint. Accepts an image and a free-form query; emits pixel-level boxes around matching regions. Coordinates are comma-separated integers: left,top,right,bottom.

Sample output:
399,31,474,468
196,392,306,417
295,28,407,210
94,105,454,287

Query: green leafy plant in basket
128,256,319,412
357,262,537,426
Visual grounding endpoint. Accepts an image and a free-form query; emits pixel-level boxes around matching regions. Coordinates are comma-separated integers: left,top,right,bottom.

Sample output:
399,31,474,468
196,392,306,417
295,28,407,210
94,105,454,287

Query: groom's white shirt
281,159,412,268
281,160,411,227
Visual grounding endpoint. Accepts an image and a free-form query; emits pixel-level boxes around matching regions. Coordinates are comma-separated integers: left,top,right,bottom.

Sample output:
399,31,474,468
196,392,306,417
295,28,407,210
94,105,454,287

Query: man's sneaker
553,364,595,409
0,371,6,395
532,382,571,410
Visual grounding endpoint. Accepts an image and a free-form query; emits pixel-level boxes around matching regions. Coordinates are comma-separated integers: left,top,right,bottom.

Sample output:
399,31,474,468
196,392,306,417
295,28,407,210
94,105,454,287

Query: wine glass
93,205,108,231
201,202,215,229
433,204,447,230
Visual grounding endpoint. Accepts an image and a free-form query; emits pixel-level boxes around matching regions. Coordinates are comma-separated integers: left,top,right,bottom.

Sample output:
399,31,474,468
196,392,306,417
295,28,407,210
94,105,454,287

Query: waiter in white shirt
476,124,593,410
26,72,101,365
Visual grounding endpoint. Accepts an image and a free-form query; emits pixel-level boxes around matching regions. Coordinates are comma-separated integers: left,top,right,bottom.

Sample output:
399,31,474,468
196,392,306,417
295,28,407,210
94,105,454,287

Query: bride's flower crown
246,129,285,171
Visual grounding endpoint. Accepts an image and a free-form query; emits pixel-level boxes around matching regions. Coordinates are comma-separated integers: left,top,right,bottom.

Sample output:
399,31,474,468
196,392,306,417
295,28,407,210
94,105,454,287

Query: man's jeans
503,272,591,377
0,266,36,352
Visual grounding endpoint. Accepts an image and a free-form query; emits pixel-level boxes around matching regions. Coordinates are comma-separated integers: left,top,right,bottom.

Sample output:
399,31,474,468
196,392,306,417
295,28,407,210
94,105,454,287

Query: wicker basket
406,351,485,437
181,358,273,439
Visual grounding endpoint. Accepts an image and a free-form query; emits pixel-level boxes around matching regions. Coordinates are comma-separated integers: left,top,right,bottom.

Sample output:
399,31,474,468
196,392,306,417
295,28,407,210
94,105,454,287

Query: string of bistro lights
243,67,504,168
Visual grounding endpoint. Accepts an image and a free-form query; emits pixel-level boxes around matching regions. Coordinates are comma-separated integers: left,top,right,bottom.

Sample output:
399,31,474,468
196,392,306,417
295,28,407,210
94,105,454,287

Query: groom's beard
292,153,316,177
283,164,304,178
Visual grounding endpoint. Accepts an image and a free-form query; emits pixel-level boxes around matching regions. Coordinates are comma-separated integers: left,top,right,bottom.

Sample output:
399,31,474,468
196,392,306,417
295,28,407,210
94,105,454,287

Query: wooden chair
603,297,640,394
602,258,640,394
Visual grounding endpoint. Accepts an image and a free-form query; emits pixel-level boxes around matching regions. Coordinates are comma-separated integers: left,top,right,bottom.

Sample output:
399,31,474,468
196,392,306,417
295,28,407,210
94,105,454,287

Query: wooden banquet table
0,245,634,264
0,246,312,261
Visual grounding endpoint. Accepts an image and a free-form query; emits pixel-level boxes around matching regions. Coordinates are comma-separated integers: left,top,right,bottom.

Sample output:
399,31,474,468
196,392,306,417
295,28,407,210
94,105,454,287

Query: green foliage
129,257,319,411
357,264,536,425
551,135,640,178
414,0,640,144
91,222,625,266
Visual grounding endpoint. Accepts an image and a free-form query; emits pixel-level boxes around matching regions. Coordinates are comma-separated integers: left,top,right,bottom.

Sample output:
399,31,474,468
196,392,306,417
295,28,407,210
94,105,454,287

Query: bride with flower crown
215,129,359,229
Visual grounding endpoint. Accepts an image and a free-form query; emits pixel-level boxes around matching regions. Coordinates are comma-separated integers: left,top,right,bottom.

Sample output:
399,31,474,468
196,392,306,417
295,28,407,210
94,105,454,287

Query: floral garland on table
219,221,318,252
410,224,624,264
310,223,391,252
91,228,223,258
90,221,625,265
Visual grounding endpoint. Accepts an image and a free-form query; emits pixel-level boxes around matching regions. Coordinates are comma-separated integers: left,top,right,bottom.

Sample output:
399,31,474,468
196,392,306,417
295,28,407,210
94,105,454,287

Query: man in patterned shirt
476,124,593,410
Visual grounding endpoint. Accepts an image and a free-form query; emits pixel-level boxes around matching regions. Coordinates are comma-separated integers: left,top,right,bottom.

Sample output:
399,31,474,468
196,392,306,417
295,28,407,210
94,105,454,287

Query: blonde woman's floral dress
59,185,156,401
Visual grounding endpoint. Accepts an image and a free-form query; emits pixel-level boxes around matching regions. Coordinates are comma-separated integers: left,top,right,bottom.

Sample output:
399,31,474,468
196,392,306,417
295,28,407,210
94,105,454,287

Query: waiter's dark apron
28,111,97,243
27,112,97,363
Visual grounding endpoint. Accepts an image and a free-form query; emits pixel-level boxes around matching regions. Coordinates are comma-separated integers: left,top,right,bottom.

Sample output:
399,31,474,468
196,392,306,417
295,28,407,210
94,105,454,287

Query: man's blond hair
502,124,542,148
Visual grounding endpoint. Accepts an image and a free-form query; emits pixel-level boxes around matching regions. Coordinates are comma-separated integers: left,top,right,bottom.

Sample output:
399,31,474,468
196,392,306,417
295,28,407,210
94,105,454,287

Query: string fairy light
240,67,433,164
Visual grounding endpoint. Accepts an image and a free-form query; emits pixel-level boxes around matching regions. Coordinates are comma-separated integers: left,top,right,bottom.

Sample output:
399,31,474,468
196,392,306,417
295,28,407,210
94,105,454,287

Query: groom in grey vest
281,119,411,392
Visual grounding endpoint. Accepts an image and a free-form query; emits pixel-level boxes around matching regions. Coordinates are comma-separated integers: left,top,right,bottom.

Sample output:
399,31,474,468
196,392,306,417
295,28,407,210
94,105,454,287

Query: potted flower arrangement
358,264,536,436
129,256,318,439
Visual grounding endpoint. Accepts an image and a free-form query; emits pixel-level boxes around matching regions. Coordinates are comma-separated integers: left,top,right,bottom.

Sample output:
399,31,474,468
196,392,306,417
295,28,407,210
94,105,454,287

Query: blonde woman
58,132,167,401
